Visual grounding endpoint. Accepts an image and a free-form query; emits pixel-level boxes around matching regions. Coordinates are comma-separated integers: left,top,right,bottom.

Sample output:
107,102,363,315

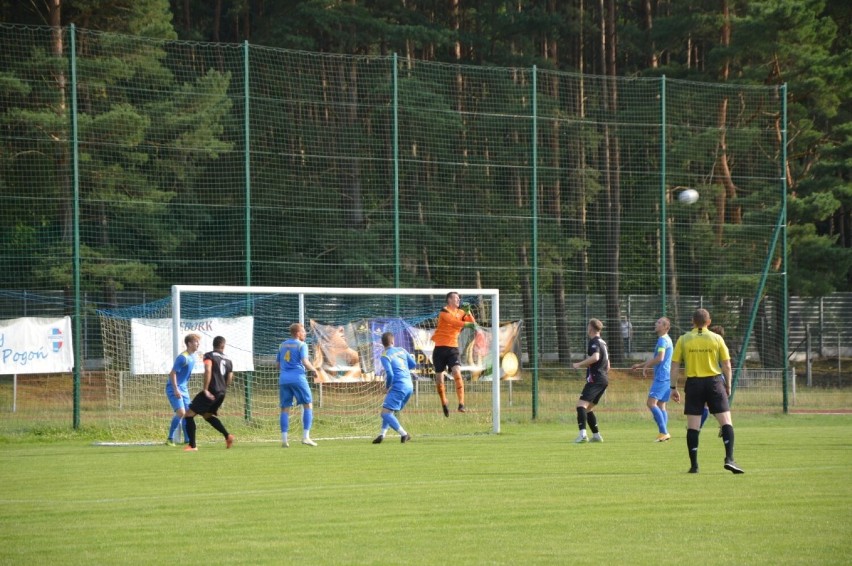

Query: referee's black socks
687,428,700,468
720,424,735,460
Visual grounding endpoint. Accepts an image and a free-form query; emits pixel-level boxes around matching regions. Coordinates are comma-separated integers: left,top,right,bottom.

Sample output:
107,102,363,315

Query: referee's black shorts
684,375,729,415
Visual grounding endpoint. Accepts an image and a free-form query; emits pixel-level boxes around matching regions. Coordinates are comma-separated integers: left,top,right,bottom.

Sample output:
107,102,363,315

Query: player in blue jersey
372,332,415,444
277,323,320,447
632,317,674,442
183,336,235,451
572,318,610,443
165,333,201,446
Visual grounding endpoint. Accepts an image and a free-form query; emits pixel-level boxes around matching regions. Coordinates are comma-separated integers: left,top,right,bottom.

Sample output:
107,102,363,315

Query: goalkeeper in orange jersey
431,291,476,416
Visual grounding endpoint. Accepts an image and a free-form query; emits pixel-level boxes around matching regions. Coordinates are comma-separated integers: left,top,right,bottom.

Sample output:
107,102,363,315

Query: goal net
99,286,509,444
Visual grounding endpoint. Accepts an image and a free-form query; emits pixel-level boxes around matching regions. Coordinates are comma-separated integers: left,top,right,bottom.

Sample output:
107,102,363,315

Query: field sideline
0,414,850,565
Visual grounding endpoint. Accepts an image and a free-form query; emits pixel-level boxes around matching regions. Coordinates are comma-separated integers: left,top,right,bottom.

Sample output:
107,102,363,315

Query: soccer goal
99,286,504,444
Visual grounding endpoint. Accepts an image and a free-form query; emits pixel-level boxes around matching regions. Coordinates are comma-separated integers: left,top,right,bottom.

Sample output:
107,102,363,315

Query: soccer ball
501,352,520,378
678,188,699,204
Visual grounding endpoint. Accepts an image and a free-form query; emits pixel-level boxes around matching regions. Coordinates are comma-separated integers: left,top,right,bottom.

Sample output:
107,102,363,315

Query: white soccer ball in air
678,188,699,204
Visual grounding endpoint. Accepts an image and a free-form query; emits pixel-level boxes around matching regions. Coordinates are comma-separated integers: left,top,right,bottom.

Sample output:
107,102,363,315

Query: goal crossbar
171,285,502,433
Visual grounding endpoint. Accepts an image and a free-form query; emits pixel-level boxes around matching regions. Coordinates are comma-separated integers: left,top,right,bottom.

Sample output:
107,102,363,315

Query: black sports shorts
189,391,226,416
579,381,608,405
684,375,730,416
432,346,461,374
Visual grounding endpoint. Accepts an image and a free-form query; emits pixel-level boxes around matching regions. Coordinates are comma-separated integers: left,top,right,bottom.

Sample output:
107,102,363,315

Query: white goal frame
172,285,502,433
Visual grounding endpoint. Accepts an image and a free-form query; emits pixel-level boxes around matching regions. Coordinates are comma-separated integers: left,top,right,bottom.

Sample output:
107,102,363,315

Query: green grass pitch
0,414,850,565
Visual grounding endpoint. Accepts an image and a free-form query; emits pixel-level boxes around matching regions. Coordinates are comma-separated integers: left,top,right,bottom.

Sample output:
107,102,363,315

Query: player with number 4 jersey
277,323,319,447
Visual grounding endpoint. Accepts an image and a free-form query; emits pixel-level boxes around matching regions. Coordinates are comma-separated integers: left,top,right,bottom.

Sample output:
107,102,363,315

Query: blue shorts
382,384,413,412
648,380,672,402
280,381,312,407
166,388,190,412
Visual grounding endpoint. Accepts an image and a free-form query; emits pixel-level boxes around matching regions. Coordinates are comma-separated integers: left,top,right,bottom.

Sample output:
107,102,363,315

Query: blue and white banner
130,317,254,375
0,317,74,374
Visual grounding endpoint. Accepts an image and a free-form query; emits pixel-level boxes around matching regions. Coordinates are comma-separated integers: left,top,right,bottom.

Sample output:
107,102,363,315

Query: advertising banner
0,317,74,374
130,317,254,375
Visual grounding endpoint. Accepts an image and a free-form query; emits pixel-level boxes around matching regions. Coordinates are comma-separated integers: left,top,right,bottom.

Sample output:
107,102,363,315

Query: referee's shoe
724,459,745,474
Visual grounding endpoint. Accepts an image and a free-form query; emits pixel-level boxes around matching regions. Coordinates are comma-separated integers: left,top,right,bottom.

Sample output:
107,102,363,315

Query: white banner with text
0,317,74,374
130,317,254,375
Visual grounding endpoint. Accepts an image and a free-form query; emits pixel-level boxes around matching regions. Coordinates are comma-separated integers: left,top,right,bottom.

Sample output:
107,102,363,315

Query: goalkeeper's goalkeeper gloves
461,303,472,314
464,322,476,329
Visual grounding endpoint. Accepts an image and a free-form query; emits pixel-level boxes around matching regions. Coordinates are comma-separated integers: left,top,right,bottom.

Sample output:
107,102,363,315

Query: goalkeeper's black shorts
432,346,461,374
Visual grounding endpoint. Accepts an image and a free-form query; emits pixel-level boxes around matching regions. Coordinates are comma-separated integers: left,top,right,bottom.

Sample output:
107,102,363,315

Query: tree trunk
666,215,681,324
577,0,589,294
511,101,536,367
182,0,192,34
543,0,571,363
342,60,365,229
600,0,624,361
48,0,72,244
644,0,657,68
713,0,741,249
213,0,222,42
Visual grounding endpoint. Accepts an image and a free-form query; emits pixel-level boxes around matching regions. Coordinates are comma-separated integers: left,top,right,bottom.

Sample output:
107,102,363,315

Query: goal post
170,285,502,435
99,285,507,444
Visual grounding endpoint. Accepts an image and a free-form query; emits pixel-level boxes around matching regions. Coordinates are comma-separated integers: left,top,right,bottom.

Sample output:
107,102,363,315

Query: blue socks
382,412,401,433
650,406,667,434
303,408,313,434
281,408,314,440
168,414,181,440
700,407,709,428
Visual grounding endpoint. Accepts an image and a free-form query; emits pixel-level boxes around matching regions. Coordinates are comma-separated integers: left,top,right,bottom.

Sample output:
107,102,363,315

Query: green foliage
788,224,852,296
1,0,848,372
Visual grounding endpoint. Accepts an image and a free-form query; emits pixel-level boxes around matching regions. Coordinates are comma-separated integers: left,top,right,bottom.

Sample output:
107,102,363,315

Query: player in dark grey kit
572,318,610,443
183,335,235,451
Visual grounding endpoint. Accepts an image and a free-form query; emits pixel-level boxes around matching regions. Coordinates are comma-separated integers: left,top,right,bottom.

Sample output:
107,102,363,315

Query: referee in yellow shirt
671,308,744,474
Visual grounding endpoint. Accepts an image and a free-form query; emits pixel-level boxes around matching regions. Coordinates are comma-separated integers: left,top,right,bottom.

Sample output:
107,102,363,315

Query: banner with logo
130,317,254,375
309,319,371,382
414,319,523,381
368,318,424,380
311,317,523,383
0,317,74,374
460,320,524,381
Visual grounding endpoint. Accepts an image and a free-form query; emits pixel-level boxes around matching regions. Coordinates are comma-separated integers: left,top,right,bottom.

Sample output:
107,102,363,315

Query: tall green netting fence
1,24,810,436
